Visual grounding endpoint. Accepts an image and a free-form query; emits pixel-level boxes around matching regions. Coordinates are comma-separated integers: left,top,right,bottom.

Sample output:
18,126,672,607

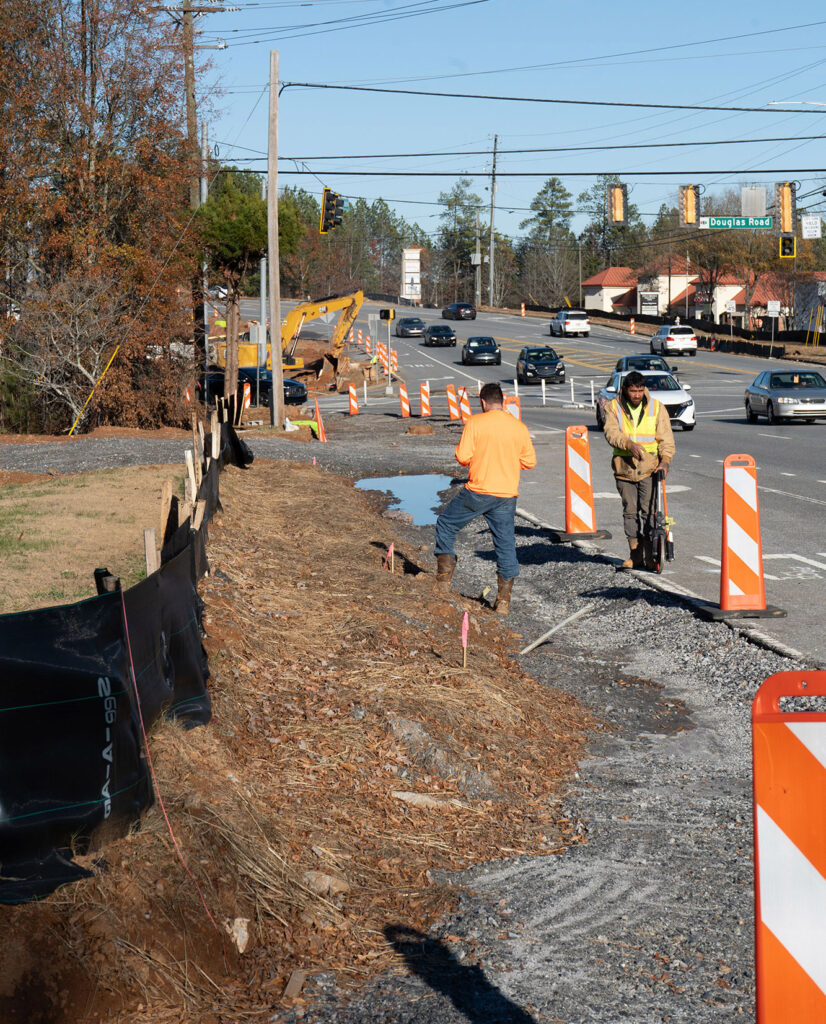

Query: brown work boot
620,537,643,570
436,553,457,588
493,574,514,615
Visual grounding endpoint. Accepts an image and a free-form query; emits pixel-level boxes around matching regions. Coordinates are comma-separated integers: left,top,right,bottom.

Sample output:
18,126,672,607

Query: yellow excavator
212,291,364,375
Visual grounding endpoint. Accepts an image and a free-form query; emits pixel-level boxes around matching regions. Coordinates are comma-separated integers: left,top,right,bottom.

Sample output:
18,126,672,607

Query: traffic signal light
333,193,345,228
775,181,796,236
319,187,338,234
379,308,395,320
779,235,796,259
607,183,627,226
679,185,700,226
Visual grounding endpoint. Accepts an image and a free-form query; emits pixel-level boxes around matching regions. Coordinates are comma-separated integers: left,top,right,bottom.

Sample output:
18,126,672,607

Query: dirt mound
0,460,592,1023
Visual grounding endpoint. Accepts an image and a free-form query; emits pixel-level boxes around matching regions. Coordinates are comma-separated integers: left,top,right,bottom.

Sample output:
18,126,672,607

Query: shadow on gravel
584,583,682,609
384,925,538,1024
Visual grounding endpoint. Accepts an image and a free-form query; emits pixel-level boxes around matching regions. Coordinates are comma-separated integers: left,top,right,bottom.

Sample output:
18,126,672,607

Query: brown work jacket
602,389,676,482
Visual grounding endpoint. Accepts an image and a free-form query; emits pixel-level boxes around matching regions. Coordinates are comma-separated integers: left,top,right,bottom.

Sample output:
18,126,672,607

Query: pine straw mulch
0,459,594,1024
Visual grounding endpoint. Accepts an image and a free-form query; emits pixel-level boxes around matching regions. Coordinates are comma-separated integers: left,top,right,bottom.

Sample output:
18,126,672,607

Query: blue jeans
434,487,520,580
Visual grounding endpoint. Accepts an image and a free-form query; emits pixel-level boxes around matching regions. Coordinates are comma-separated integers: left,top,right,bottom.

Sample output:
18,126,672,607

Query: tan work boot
493,574,514,615
436,553,457,588
620,537,643,570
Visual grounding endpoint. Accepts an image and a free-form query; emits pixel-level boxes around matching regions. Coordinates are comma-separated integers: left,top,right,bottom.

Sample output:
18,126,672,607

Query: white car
596,369,696,431
550,309,590,337
650,324,697,357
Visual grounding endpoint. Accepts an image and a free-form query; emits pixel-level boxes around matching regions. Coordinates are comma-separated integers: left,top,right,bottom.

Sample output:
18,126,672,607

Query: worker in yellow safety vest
602,371,675,570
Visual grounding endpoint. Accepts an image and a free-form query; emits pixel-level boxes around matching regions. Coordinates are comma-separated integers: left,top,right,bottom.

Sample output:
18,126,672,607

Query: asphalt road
283,302,826,664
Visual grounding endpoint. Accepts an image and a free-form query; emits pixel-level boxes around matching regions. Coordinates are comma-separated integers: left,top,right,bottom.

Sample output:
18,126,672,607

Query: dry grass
0,458,593,1023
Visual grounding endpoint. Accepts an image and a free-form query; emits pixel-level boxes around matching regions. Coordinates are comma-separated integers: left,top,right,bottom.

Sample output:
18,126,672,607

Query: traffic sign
767,300,781,318
801,215,822,240
699,216,773,230
726,300,737,314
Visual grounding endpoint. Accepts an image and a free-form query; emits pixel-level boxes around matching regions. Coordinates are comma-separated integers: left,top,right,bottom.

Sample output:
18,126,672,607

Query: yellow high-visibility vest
611,397,660,456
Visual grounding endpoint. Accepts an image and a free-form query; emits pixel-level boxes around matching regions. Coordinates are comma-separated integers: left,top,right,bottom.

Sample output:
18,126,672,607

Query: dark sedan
423,324,457,347
442,302,476,320
461,336,501,365
516,346,565,385
395,316,426,337
199,367,308,407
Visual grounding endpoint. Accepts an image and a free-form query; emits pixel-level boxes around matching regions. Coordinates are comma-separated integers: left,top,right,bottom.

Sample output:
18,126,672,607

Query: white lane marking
819,480,826,485
758,432,792,440
689,453,701,458
760,486,826,508
781,472,796,477
593,492,622,500
413,349,485,384
756,806,826,997
695,407,744,415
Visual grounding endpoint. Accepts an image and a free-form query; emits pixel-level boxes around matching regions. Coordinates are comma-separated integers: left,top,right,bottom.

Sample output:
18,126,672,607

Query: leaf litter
0,458,593,1023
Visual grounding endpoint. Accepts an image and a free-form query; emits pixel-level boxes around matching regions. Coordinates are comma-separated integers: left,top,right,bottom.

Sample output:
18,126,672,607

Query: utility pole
685,249,689,320
268,50,285,428
258,178,267,408
200,125,210,400
474,209,481,309
182,0,200,211
578,239,583,307
488,134,497,309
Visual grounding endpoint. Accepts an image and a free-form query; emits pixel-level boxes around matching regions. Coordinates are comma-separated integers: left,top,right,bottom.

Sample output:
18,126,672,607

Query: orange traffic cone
710,454,784,618
313,397,328,442
446,385,461,421
420,382,431,417
547,426,611,542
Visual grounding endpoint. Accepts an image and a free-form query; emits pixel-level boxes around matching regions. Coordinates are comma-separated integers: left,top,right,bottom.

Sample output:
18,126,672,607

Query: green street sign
698,216,773,230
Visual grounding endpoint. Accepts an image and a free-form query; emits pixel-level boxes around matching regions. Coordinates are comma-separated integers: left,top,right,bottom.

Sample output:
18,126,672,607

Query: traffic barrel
446,385,461,420
752,669,826,1023
419,382,431,417
457,386,472,423
348,384,359,416
313,397,328,442
545,426,611,542
714,454,783,618
399,383,410,418
520,302,526,316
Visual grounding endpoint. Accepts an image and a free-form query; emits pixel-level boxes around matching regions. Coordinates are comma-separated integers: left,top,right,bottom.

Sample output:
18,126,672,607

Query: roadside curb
515,507,821,668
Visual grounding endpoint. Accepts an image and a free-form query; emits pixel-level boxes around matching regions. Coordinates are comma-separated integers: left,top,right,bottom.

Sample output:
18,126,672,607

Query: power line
275,168,826,177
282,80,826,115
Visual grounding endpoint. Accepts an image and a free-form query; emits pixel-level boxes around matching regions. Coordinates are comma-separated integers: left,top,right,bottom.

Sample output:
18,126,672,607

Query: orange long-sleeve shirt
454,408,537,498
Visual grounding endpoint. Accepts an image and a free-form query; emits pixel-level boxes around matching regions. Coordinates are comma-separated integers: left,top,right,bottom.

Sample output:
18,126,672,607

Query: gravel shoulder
0,414,800,1023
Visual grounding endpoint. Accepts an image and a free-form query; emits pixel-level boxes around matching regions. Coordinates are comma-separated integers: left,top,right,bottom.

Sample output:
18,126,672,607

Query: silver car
596,369,695,431
744,368,826,424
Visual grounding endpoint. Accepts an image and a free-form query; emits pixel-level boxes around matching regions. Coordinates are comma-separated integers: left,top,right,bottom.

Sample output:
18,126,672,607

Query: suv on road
650,324,697,357
550,309,590,337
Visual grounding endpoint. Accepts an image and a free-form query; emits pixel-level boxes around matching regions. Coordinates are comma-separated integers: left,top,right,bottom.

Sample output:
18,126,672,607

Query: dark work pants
615,476,655,541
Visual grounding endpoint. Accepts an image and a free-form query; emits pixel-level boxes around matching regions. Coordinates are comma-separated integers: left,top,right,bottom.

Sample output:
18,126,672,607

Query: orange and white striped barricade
629,318,636,334
546,426,611,542
391,349,399,373
520,302,526,316
752,669,826,1023
349,328,355,345
504,395,521,420
242,382,251,410
357,328,363,346
446,385,461,421
365,336,371,355
457,386,472,423
398,383,410,418
419,382,431,417
348,384,359,416
313,397,328,442
706,454,784,619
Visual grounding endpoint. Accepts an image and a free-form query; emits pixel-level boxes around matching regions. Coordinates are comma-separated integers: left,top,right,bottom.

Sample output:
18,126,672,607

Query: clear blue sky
197,1,826,241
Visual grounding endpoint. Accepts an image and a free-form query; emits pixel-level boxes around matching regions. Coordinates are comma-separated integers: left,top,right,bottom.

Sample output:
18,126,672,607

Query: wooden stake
192,499,206,531
211,412,220,459
160,480,173,542
185,449,197,498
143,528,159,576
184,476,195,506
